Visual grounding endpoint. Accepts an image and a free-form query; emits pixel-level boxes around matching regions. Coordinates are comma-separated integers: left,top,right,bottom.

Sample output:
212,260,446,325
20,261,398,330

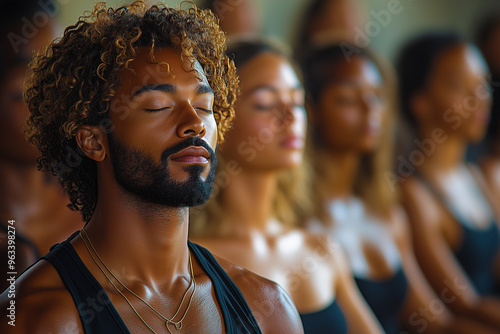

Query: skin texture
0,21,83,292
307,54,498,334
192,52,383,334
0,47,303,334
400,43,500,331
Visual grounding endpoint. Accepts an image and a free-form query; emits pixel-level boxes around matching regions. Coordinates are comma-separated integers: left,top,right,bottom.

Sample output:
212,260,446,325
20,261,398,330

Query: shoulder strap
188,241,262,334
413,169,473,227
42,236,130,334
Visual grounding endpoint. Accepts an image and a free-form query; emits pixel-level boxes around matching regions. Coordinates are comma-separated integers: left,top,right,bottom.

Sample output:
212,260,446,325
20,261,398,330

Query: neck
417,128,467,175
219,168,278,235
316,148,360,200
83,171,191,285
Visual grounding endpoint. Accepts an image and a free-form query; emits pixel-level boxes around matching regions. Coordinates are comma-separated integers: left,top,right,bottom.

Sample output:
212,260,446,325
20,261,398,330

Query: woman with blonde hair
301,42,498,334
190,39,384,334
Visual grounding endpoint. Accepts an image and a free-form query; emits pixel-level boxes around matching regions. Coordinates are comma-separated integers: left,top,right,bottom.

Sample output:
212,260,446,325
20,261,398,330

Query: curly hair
24,1,238,222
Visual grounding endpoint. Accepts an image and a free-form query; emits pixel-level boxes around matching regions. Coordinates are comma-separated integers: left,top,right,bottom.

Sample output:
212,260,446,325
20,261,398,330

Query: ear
75,126,106,162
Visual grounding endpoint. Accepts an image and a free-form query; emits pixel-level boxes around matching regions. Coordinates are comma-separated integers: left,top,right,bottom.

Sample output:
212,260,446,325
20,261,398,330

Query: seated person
0,2,303,333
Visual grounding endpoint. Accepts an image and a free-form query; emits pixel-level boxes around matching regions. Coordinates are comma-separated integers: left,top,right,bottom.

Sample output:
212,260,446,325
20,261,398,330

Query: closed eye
144,107,172,113
196,107,213,114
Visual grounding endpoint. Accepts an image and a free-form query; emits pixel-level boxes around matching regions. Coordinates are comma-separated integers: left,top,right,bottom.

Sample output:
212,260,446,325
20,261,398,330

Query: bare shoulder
213,255,304,334
399,176,441,230
0,259,83,334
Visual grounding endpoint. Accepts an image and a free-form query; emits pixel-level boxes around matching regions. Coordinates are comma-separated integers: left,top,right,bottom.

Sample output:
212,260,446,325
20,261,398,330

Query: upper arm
222,262,304,334
251,282,304,334
0,259,83,334
399,178,481,312
334,244,384,334
389,207,453,332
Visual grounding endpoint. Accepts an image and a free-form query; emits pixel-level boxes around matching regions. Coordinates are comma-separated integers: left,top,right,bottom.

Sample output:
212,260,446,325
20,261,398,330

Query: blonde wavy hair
189,38,312,237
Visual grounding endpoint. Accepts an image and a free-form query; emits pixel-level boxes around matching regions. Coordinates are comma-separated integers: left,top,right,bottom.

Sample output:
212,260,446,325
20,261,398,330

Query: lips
281,135,304,149
169,146,210,164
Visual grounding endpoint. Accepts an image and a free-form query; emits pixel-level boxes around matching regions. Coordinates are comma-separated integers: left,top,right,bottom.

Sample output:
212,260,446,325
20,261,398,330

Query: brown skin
308,54,496,334
400,44,500,330
0,47,303,333
210,0,261,38
306,0,368,46
0,21,83,292
192,52,383,334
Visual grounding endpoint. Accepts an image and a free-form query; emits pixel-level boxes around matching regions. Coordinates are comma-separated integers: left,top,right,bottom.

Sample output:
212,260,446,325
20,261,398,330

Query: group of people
0,0,499,333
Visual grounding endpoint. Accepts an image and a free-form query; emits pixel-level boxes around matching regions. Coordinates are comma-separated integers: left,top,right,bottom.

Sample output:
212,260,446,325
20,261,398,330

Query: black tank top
299,299,347,334
354,266,408,334
42,231,262,333
415,170,500,296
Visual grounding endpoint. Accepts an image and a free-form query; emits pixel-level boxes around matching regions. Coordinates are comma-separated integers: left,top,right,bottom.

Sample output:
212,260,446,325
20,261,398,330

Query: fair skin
0,21,83,291
400,44,500,330
0,47,303,334
308,54,498,334
192,51,383,334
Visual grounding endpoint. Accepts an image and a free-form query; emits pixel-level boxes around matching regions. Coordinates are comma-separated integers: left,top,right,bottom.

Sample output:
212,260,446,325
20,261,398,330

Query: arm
0,260,83,334
391,206,452,334
333,241,384,334
400,178,500,330
225,262,304,334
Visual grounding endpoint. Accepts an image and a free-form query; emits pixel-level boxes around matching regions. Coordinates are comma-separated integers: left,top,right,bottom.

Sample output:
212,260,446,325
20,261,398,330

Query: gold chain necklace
80,229,197,334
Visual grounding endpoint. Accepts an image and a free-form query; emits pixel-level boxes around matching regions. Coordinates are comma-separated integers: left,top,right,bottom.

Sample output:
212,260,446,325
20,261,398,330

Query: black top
355,266,408,334
41,231,262,333
415,170,500,296
299,299,347,334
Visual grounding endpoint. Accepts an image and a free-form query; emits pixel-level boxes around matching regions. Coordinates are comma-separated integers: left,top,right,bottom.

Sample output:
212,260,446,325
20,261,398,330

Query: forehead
118,47,209,93
328,55,382,86
432,44,489,78
237,52,300,93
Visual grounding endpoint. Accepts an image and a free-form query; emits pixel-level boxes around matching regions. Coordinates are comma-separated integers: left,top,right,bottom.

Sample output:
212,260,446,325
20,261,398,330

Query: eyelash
196,107,213,114
144,107,213,114
144,107,170,113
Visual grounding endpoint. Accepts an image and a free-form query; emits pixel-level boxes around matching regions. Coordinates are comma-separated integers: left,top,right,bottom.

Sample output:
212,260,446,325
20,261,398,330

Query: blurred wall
57,0,500,62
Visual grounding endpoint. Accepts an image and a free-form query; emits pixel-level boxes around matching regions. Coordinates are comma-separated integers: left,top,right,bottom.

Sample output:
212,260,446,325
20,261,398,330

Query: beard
107,134,217,207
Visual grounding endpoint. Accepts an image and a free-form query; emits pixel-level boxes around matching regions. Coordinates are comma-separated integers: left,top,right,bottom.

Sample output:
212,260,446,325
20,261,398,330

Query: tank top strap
42,231,131,333
188,241,262,334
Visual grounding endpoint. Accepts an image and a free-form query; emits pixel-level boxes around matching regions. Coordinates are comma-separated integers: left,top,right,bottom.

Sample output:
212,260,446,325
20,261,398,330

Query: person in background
0,2,303,333
0,0,83,291
476,13,500,205
397,32,500,331
190,38,384,334
294,0,367,61
301,42,499,334
198,0,262,39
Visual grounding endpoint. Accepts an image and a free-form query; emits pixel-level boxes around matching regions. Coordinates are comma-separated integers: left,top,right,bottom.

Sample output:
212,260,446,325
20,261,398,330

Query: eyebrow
131,83,214,99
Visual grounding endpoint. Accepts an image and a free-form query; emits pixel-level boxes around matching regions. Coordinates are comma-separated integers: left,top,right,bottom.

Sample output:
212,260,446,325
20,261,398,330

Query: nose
176,103,206,138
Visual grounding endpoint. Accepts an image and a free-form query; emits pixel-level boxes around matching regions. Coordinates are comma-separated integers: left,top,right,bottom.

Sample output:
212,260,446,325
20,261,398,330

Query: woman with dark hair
397,32,500,330
190,38,384,334
301,42,499,334
476,14,500,205
294,0,367,61
198,0,261,38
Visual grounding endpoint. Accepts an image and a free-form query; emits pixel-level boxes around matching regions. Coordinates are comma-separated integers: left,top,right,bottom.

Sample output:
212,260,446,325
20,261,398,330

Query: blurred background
57,0,500,62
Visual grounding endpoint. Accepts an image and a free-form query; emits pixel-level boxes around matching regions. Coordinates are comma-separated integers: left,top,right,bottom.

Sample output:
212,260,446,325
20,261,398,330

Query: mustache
161,137,216,163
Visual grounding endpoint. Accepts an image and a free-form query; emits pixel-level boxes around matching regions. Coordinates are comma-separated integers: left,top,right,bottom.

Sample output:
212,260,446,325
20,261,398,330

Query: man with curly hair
0,2,303,333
